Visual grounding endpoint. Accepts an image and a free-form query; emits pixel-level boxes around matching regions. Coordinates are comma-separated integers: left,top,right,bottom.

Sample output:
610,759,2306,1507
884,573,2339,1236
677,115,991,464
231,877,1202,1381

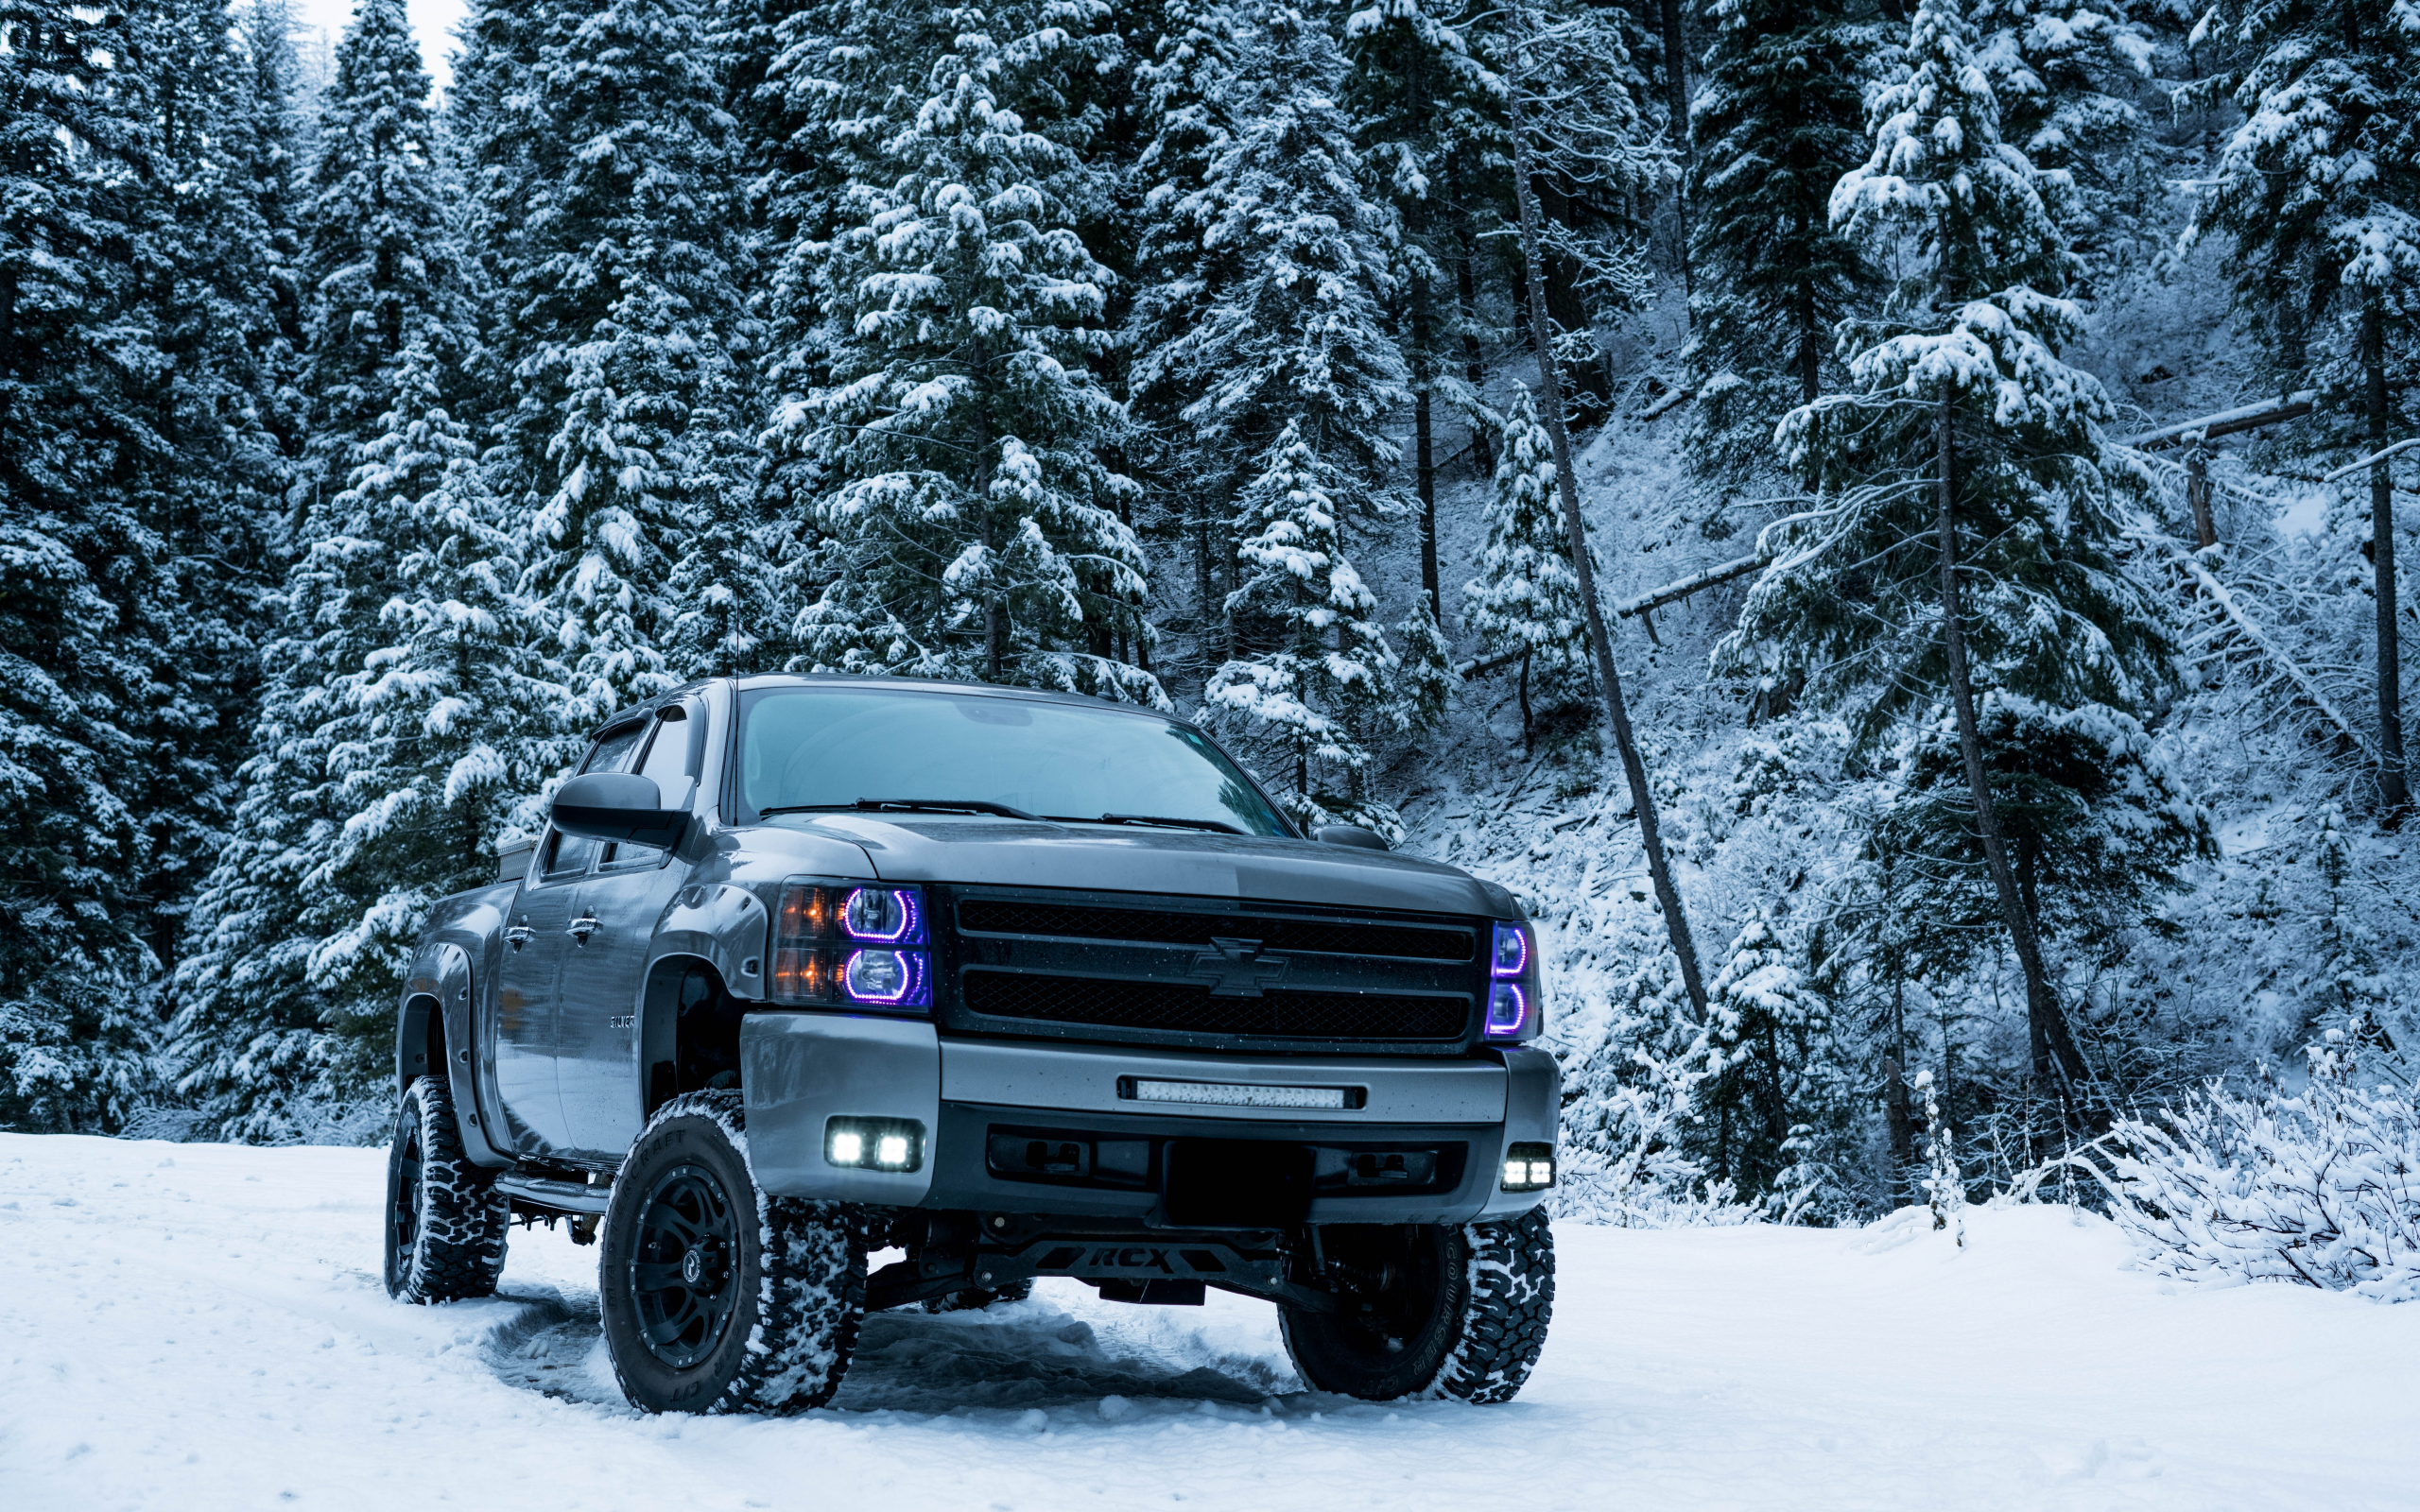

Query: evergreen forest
3,0,2414,1221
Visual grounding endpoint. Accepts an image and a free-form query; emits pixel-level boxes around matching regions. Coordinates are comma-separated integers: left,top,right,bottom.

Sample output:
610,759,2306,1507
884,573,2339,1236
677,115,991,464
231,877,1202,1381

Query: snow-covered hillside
5,1133,2414,1512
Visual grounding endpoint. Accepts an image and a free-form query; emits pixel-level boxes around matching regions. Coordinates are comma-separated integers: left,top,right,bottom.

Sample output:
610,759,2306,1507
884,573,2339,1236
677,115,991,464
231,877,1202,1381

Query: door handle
506,920,534,951
567,912,601,945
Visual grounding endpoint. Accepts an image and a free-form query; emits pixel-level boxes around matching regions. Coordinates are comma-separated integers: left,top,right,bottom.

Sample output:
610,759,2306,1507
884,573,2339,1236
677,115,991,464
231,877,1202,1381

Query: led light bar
1125,1078,1357,1110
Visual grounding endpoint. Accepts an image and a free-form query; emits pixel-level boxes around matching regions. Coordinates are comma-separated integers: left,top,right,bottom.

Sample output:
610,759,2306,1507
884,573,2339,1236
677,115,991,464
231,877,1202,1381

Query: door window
600,709,699,871
538,721,650,882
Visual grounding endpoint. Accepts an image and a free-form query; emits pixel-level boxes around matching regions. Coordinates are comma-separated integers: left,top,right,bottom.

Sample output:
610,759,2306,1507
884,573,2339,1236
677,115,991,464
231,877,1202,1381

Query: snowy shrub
2080,1040,2420,1301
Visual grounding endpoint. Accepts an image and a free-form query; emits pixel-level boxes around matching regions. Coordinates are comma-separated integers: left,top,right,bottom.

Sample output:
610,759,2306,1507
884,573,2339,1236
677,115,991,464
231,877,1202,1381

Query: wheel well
400,993,445,1090
640,956,745,1117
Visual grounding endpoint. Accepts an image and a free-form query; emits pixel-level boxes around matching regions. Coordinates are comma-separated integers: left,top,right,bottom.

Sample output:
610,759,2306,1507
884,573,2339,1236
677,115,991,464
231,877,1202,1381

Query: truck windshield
736,687,1294,837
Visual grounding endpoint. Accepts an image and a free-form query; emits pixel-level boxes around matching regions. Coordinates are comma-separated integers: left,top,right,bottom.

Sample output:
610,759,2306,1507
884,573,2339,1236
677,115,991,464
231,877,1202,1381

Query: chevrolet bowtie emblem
1187,936,1291,997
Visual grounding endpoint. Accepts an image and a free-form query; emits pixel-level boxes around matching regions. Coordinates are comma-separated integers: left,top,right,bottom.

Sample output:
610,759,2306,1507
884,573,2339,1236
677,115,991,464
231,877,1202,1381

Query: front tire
383,1075,510,1302
1280,1209,1555,1403
599,1091,866,1415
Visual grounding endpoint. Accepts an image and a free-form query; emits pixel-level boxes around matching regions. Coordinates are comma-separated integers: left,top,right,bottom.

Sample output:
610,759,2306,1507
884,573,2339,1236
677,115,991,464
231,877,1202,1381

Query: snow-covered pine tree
1206,423,1414,833
169,343,551,1138
1462,383,1599,750
465,0,754,730
234,0,310,467
1692,907,1859,1218
1968,0,2153,282
780,4,1158,700
113,0,289,980
292,0,471,518
2186,0,2417,815
167,0,508,1137
1684,0,1876,481
1720,0,2170,1104
1137,3,1407,540
1868,695,2217,977
0,0,163,1129
1126,0,1248,675
1344,0,1497,618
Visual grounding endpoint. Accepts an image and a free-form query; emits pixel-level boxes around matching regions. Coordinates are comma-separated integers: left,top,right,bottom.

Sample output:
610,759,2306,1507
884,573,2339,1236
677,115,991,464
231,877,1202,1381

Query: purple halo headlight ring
1485,982,1529,1038
842,948,929,1007
1491,922,1530,979
842,885,925,944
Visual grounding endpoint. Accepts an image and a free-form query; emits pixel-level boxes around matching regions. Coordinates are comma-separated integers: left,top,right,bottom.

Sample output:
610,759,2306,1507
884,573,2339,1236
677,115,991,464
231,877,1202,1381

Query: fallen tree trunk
1457,549,1772,678
2123,390,2316,452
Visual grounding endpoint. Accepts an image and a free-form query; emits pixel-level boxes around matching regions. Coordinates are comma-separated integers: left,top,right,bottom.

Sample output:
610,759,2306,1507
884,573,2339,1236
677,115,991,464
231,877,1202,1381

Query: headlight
1482,921,1547,1042
770,880,932,1009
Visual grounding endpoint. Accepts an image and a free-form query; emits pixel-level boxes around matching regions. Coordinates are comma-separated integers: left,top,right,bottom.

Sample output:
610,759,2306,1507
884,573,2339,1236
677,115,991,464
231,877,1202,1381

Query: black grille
957,900,1473,963
962,971,1470,1040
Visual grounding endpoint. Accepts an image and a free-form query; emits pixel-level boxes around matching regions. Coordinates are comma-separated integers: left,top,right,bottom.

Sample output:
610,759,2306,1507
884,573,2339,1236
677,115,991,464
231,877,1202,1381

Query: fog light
1500,1141,1554,1193
823,1116,925,1173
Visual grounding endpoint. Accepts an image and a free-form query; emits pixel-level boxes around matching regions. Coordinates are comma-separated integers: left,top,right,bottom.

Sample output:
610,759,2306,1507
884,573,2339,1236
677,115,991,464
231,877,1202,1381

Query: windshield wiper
1085,813,1245,835
852,798,1042,820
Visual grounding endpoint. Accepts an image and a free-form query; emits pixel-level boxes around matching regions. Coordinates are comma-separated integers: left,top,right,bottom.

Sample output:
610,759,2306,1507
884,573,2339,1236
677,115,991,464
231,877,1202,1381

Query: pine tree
1684,0,1876,480
1692,909,1858,1217
1204,423,1415,833
0,0,163,1127
167,0,508,1136
1969,0,2154,282
779,6,1158,700
2187,0,2417,815
294,0,469,515
114,0,288,982
1462,384,1599,749
1343,0,1497,619
169,344,552,1138
1720,0,2169,1104
466,0,754,728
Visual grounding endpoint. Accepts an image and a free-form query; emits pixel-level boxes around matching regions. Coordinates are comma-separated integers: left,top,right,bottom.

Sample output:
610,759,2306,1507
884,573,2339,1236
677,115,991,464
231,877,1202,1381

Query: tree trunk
2187,450,2216,549
1414,305,1441,623
1518,649,1534,754
1658,0,1694,312
1934,387,2089,1107
1456,215,1493,476
2364,301,2409,818
1884,971,1914,1201
1508,5,1709,1020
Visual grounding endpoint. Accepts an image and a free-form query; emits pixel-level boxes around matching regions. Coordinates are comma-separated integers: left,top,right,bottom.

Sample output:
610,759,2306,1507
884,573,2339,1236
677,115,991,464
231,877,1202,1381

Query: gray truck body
397,675,1557,1263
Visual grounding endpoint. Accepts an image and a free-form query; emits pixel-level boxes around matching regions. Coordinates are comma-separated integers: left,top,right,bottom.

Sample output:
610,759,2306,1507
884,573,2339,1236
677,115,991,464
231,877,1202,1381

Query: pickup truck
382,675,1558,1414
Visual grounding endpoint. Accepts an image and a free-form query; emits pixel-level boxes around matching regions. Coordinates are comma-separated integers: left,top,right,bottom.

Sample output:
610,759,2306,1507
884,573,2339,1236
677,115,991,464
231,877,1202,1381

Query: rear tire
1280,1209,1555,1403
599,1091,866,1415
383,1076,510,1302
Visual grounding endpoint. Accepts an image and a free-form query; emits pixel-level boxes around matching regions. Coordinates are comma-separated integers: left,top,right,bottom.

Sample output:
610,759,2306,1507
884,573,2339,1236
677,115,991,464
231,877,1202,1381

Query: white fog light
823,1116,925,1173
1500,1142,1554,1193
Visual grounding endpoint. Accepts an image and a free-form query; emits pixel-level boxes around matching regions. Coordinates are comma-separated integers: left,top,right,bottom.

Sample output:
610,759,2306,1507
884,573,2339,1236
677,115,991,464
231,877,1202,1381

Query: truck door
493,719,649,1158
558,704,703,1156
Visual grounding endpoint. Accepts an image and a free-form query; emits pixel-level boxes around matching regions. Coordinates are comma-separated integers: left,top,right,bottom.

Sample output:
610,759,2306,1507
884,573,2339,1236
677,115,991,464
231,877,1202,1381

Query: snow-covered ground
5,1133,2414,1512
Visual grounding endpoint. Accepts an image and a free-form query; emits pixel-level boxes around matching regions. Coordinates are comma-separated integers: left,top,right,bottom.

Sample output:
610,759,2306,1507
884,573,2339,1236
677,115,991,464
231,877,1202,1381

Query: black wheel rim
1326,1226,1447,1360
630,1163,741,1369
389,1114,424,1283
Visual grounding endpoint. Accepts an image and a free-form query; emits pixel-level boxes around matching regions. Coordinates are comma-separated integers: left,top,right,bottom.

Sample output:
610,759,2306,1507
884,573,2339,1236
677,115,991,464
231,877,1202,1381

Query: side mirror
551,772,690,849
1312,823,1390,852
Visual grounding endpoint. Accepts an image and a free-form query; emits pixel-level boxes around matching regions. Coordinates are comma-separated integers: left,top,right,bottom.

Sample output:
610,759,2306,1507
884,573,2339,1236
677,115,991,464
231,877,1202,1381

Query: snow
7,1133,2417,1511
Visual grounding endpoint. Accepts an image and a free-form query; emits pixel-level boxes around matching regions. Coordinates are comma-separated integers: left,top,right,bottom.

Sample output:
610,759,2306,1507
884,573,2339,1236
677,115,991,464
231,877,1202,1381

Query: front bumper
739,1012,1559,1225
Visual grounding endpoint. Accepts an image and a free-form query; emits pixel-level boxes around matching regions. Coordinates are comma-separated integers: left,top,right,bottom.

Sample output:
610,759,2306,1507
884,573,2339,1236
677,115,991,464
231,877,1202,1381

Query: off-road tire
383,1075,510,1302
922,1278,1035,1313
599,1091,865,1415
1280,1208,1554,1403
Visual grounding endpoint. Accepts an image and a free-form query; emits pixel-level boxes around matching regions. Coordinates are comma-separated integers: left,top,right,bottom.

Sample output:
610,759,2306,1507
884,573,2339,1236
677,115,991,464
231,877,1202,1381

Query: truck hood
756,814,1518,918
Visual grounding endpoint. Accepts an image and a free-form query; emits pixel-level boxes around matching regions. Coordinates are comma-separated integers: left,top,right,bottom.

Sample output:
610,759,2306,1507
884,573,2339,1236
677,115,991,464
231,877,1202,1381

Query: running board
496,1171,612,1215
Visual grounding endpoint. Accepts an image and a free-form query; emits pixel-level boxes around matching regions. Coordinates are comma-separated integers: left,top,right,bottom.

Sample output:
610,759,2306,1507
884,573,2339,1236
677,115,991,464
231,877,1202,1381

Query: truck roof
599,674,1173,734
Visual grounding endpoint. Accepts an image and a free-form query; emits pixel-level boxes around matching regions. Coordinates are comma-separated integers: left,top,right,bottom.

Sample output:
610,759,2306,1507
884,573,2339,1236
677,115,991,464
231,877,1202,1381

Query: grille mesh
957,900,1472,962
961,971,1470,1041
